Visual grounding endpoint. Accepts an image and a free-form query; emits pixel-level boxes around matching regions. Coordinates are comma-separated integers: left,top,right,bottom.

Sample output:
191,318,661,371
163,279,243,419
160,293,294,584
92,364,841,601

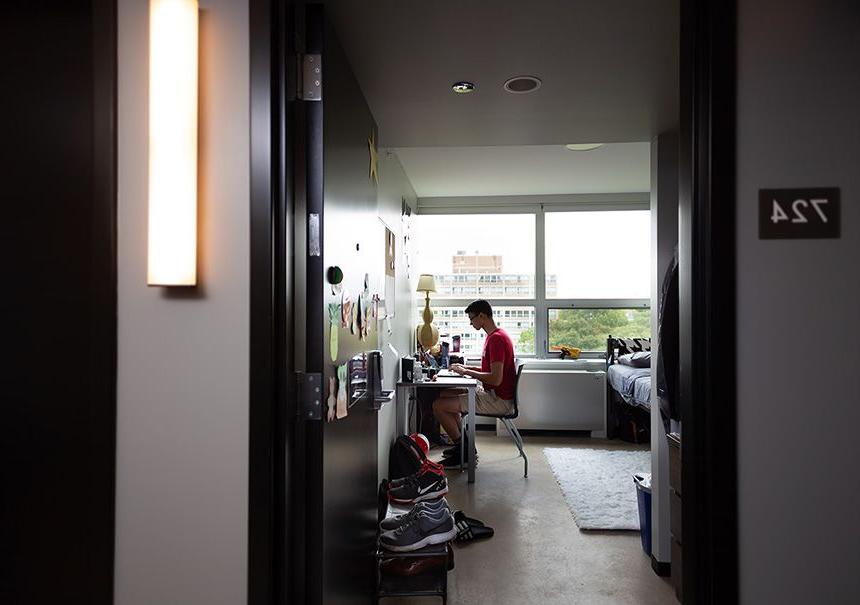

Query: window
548,308,651,352
414,207,649,358
545,210,650,299
413,214,535,299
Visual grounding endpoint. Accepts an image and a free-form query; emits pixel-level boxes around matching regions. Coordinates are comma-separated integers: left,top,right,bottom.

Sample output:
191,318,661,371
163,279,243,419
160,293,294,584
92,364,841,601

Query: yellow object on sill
551,345,581,360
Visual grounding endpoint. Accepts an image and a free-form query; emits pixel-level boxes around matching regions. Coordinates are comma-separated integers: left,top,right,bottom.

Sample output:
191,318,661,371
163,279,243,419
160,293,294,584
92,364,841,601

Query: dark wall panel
0,2,116,603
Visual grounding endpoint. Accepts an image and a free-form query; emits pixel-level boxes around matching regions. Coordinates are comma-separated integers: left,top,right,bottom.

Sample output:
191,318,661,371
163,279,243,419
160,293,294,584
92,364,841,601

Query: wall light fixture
147,0,199,286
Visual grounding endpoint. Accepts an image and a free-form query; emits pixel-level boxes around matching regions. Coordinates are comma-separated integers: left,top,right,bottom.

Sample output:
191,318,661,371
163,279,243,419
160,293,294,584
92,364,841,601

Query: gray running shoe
380,500,450,532
380,511,457,552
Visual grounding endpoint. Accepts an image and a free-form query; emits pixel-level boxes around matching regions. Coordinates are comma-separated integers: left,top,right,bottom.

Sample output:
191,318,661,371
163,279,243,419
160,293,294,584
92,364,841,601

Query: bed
605,336,652,443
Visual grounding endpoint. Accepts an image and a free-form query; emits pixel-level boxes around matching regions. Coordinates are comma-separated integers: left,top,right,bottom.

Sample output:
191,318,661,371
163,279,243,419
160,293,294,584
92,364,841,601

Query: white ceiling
326,0,677,196
392,143,650,197
327,0,679,148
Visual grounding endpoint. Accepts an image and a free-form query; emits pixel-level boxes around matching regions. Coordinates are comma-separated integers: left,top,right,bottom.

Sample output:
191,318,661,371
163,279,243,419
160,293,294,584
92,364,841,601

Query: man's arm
451,361,503,387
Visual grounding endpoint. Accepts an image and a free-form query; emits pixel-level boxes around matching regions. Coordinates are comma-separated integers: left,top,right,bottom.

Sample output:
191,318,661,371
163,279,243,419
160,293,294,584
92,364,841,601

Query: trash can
633,473,652,555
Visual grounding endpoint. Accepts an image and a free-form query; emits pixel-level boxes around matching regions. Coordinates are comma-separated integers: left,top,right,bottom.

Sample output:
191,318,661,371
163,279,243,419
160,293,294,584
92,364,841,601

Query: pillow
615,337,651,356
618,351,651,368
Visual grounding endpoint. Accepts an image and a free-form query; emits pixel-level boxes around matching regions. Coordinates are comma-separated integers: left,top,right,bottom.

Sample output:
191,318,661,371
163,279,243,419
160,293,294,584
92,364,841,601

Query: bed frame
605,336,652,443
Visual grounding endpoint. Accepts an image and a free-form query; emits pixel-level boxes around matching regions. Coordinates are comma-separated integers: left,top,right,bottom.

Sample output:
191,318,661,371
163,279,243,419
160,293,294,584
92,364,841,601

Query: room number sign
759,188,840,239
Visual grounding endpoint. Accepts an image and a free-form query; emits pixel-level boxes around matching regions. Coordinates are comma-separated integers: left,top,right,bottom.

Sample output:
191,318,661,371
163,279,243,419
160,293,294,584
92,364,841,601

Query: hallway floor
386,432,675,605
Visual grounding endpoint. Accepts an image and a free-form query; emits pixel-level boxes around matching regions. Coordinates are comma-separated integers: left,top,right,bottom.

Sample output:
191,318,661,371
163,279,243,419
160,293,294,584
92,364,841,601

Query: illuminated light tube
148,0,199,286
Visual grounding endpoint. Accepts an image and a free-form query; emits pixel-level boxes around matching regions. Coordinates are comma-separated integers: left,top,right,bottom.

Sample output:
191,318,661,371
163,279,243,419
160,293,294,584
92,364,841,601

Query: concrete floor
385,432,675,605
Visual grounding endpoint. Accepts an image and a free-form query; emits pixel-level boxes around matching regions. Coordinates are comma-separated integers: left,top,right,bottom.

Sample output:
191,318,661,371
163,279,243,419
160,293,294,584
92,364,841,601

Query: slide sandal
453,511,495,542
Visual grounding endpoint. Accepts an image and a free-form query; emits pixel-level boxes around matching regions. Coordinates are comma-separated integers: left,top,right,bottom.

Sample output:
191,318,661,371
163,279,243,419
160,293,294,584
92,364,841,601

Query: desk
395,377,478,483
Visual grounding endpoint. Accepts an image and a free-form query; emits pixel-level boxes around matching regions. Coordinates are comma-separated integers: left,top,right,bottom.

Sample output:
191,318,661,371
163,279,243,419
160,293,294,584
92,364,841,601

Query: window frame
416,195,650,359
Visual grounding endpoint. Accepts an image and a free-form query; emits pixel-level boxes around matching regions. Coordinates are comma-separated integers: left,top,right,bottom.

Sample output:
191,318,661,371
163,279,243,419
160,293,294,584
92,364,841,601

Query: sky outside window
545,210,650,299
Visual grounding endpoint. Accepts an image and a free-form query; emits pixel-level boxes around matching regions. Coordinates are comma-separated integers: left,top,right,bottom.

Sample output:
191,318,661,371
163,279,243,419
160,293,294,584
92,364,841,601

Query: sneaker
380,508,450,538
442,436,468,459
388,473,448,504
441,448,477,469
380,499,449,532
389,459,445,490
379,511,457,552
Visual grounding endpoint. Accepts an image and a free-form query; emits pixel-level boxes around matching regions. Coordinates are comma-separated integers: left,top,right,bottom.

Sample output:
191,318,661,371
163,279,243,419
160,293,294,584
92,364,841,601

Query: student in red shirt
432,300,517,468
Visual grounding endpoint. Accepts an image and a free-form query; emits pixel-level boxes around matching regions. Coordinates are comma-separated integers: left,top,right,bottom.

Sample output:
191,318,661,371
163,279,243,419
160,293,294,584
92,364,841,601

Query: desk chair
461,361,528,477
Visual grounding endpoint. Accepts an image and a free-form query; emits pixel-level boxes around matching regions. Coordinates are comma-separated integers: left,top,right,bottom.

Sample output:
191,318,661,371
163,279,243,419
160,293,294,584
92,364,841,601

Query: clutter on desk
420,348,437,369
416,334,462,372
439,341,449,369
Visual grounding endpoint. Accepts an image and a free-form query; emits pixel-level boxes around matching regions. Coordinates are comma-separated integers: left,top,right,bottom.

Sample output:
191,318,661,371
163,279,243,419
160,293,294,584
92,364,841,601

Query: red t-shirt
481,328,516,400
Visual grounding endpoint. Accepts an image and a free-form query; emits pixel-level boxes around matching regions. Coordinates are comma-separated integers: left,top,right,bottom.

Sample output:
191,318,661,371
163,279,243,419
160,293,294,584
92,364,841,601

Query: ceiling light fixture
451,81,475,94
503,75,542,94
564,143,604,151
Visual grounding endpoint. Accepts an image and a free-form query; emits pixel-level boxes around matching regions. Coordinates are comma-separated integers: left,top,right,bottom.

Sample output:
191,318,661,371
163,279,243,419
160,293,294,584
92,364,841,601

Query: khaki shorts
453,385,514,416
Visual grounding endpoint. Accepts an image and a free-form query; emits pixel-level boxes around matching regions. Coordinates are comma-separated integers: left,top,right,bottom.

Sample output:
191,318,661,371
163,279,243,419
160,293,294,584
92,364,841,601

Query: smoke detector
503,75,542,94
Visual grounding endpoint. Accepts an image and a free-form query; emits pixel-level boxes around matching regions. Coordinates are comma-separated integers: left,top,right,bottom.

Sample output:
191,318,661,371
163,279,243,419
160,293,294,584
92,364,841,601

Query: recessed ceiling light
564,143,604,151
503,75,542,94
452,81,475,94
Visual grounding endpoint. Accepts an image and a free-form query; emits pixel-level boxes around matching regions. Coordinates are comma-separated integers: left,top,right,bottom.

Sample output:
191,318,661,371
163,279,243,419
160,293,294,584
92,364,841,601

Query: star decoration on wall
367,130,378,185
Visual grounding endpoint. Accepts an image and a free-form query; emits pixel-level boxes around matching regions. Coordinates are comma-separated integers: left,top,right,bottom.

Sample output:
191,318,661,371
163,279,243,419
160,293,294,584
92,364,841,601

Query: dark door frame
679,1,738,603
249,0,295,603
248,1,739,603
4,0,117,602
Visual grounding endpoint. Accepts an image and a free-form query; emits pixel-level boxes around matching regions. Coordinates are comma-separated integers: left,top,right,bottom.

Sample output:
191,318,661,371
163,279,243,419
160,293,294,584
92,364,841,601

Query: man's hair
465,300,493,317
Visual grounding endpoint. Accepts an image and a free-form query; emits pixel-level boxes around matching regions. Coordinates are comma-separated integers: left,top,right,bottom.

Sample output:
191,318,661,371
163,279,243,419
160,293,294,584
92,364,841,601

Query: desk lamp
416,274,439,349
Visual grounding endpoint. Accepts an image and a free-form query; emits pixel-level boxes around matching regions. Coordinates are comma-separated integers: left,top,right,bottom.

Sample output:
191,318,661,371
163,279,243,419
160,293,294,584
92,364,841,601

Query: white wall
736,2,860,602
650,132,678,566
376,151,419,481
116,1,250,603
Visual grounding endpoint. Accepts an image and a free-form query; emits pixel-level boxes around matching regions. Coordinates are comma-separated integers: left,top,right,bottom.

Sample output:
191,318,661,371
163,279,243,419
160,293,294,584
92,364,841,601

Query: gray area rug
543,448,650,531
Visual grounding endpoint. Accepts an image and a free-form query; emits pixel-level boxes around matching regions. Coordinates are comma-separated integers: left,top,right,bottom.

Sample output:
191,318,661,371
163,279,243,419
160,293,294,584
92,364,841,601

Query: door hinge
297,54,322,101
297,371,323,420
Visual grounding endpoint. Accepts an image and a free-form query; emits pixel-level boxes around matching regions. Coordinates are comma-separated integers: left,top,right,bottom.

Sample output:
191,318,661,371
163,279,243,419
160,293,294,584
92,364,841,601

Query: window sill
522,358,606,371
